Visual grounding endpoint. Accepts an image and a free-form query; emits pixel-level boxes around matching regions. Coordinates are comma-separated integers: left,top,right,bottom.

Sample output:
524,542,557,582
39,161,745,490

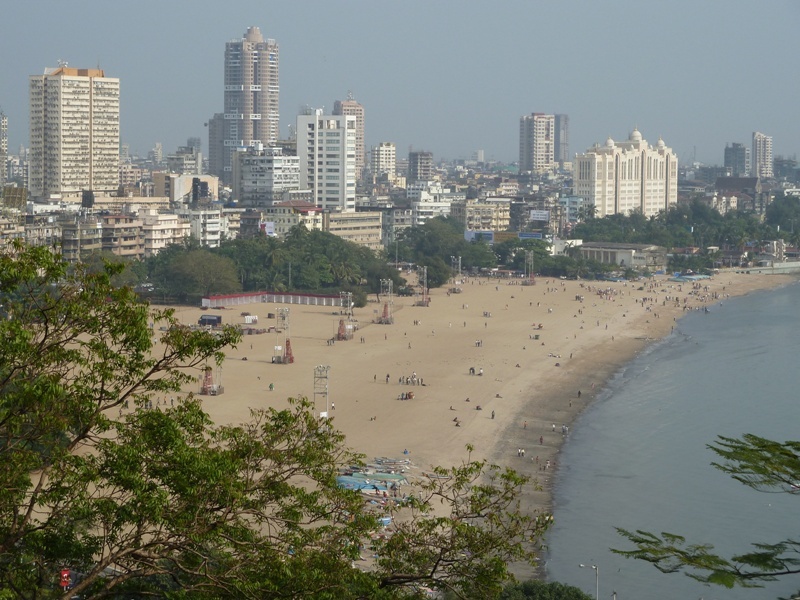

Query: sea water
545,280,800,600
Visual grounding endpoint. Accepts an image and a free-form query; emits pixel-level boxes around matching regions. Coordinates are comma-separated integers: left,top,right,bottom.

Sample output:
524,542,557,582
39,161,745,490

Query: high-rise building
29,66,120,200
333,92,365,179
408,150,434,183
207,113,224,177
724,142,750,177
370,142,396,177
752,131,773,179
213,27,279,185
554,114,569,165
519,113,555,174
0,110,7,189
297,109,356,212
573,128,677,218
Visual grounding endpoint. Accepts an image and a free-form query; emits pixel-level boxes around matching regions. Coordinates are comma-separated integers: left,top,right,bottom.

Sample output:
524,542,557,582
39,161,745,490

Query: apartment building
211,27,279,185
297,109,357,212
333,93,365,178
29,66,120,200
519,113,555,173
231,145,299,206
573,129,677,218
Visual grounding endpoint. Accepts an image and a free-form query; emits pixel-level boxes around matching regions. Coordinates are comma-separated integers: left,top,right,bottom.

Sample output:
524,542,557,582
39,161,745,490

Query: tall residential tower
519,113,555,173
0,111,7,189
297,108,356,212
333,92,365,179
554,114,569,166
29,66,120,200
213,27,279,185
724,142,750,177
752,131,773,179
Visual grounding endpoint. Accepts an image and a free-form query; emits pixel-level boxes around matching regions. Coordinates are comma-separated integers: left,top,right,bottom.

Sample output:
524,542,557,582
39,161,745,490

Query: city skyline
1,1,798,166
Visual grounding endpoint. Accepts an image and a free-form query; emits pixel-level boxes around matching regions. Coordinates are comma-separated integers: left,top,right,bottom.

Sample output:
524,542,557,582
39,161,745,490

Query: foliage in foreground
615,434,800,589
498,579,593,600
0,242,550,599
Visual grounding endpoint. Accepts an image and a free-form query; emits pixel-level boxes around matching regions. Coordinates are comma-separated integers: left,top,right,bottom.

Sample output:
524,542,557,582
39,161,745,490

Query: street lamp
579,564,599,600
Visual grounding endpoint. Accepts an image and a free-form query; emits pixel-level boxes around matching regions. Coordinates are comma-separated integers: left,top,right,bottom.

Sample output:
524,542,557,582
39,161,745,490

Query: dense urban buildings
519,113,555,173
29,66,120,201
297,108,356,212
333,93,365,179
210,27,279,185
573,128,678,218
752,131,773,179
724,142,750,177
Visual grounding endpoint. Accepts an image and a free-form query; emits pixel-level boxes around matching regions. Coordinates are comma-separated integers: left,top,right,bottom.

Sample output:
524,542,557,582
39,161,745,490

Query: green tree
615,434,800,589
0,243,551,599
165,248,242,300
498,579,593,600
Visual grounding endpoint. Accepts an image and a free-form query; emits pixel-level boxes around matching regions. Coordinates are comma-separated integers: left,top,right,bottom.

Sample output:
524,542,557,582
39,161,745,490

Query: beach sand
153,270,792,579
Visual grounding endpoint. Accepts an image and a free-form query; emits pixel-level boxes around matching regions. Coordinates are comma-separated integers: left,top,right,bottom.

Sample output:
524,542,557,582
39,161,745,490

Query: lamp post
579,563,599,600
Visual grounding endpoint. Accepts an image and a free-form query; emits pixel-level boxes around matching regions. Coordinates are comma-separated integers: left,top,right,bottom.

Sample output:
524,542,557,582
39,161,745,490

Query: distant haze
1,0,798,165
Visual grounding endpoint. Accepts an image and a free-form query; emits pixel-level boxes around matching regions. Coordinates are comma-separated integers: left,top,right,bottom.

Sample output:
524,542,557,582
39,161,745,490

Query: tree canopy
498,579,593,600
0,242,552,599
615,433,800,589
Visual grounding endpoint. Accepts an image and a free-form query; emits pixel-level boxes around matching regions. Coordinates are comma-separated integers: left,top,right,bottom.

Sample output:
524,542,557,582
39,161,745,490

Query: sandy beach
155,270,792,577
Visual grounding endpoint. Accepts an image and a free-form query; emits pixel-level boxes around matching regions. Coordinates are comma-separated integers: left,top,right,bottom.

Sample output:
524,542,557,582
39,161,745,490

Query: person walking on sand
491,410,495,419
523,421,527,429
539,436,543,445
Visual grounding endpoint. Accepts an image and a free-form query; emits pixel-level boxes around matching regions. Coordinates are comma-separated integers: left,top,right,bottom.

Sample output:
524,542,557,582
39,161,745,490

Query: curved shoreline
157,270,795,581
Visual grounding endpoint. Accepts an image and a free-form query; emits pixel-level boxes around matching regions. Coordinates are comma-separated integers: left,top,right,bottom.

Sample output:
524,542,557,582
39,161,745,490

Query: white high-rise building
573,128,677,218
216,27,279,185
752,131,773,179
297,109,356,212
29,66,120,200
519,113,555,173
370,142,396,177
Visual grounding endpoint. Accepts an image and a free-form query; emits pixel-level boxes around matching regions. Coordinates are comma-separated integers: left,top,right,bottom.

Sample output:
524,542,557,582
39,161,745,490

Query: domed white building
573,128,677,218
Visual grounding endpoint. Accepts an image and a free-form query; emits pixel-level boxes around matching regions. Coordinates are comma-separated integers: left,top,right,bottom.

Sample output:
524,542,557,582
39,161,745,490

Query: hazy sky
2,1,798,165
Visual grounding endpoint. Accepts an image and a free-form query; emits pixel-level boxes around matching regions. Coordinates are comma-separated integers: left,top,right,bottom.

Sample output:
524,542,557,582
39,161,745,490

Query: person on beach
491,410,495,419
539,436,543,445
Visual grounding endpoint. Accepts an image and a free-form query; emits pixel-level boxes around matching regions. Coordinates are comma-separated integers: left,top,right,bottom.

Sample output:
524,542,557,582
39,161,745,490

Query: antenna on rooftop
347,90,354,101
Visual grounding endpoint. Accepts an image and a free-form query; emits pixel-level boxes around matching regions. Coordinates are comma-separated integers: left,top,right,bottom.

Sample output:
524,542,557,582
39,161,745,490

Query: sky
2,0,799,166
